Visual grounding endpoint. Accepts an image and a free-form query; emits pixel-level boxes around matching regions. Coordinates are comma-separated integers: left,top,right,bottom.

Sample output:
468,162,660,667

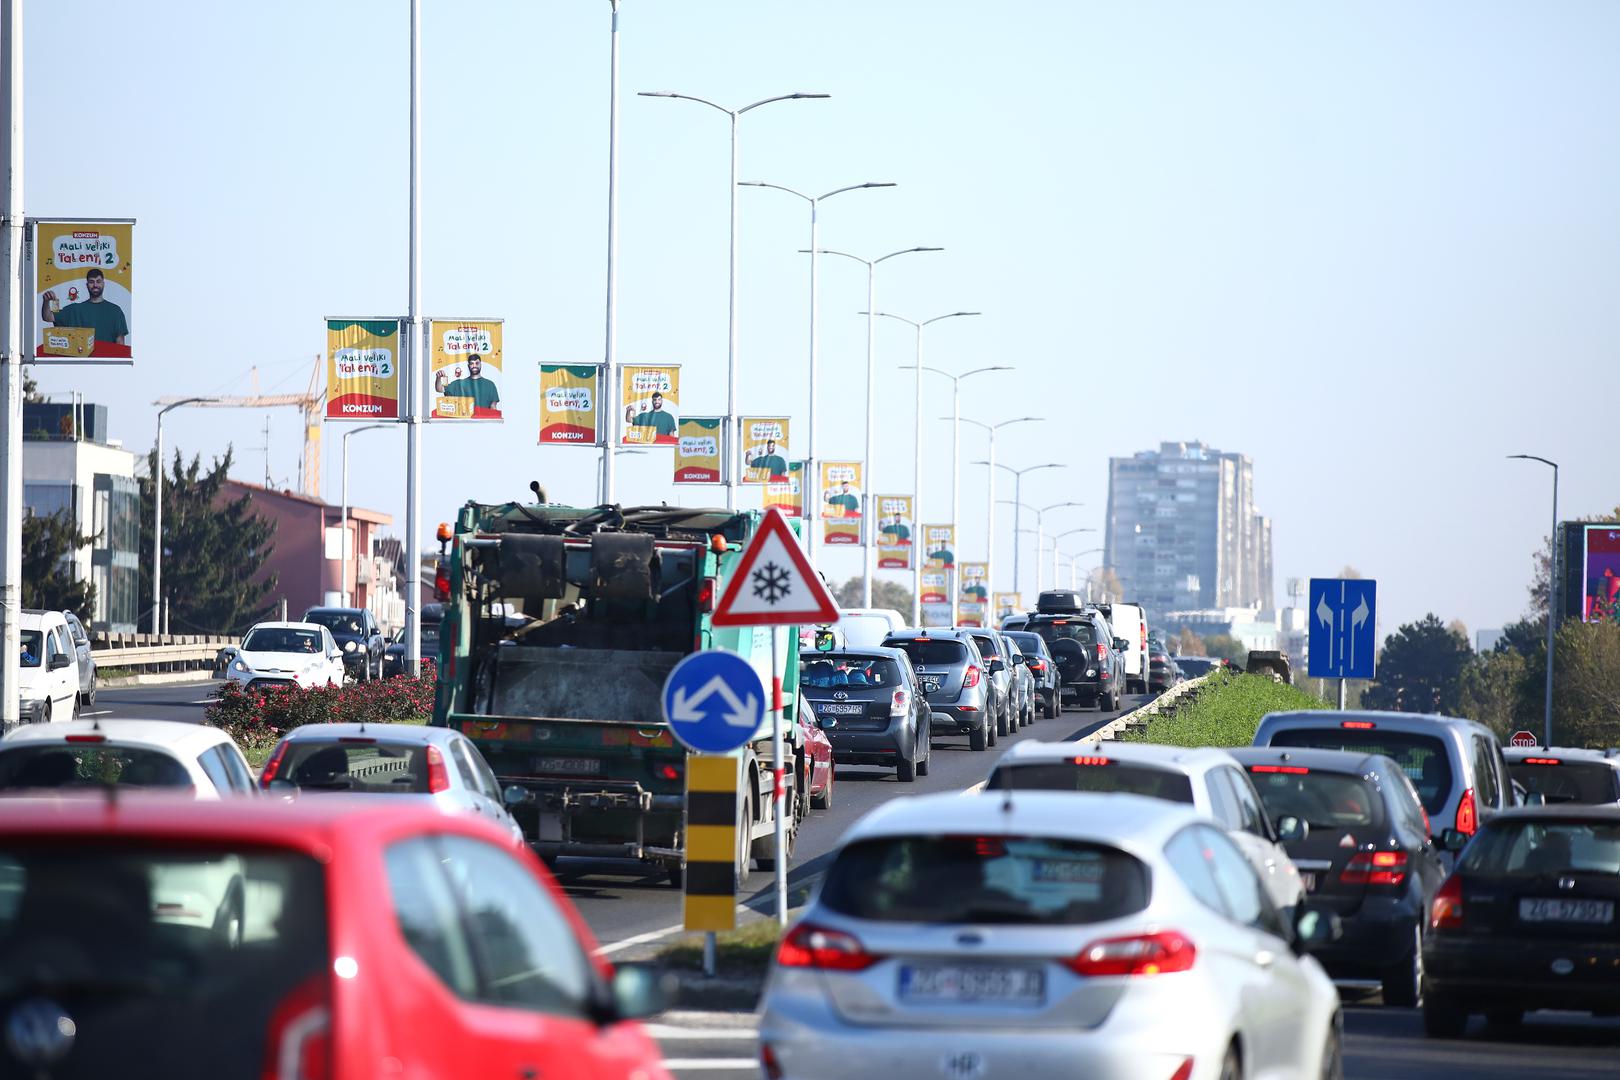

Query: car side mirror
602,963,674,1024
1291,901,1342,956
1439,827,1469,852
504,784,535,807
1113,638,1129,652
1275,815,1309,844
988,658,1005,674
48,653,72,670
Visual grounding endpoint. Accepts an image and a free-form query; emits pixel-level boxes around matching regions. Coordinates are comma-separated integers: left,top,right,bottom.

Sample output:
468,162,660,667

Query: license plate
818,702,865,716
535,756,601,776
1301,872,1317,892
920,676,944,693
899,964,1045,1005
1520,898,1615,925
939,1051,986,1079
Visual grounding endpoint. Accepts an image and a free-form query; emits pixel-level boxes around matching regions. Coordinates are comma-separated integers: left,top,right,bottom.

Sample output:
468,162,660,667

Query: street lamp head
638,90,678,97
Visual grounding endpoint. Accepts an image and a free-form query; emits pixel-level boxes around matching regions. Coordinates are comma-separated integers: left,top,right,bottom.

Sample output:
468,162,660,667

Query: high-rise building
1104,441,1273,620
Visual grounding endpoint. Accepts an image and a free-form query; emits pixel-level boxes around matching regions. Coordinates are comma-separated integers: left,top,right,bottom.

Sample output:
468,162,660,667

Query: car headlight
230,658,249,673
343,640,357,653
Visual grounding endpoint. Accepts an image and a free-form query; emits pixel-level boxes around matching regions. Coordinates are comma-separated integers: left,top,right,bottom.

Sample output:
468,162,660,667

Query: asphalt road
85,680,219,723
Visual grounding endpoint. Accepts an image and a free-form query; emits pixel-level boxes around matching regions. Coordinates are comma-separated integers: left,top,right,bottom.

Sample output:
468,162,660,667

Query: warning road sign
712,507,839,627
1509,730,1539,748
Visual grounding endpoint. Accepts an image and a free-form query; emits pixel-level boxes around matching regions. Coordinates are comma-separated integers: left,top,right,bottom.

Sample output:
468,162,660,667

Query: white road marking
661,1060,758,1071
78,710,112,717
645,1026,756,1040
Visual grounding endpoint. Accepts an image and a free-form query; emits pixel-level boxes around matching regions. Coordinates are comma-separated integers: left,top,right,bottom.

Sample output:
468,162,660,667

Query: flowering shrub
206,662,438,762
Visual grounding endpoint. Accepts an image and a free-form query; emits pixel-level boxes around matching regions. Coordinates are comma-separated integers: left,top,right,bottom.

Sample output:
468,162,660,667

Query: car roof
1488,804,1620,825
1258,709,1499,741
1503,746,1620,765
304,607,365,615
843,790,1203,854
839,608,905,621
17,611,64,628
800,646,908,661
246,621,328,633
884,629,972,643
277,722,458,745
1,719,235,754
996,739,1236,773
1228,745,1389,775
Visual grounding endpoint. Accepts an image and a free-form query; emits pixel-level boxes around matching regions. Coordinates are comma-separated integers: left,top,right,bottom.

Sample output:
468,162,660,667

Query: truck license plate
535,756,601,776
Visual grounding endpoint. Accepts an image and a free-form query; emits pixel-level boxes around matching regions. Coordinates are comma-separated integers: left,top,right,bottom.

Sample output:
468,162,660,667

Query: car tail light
260,743,291,788
1522,757,1560,766
1431,874,1464,931
64,734,106,743
1168,1060,1195,1080
963,665,982,688
1340,720,1376,730
776,922,879,972
262,974,330,1080
1095,643,1107,661
1072,756,1111,766
1455,787,1478,835
891,689,910,715
1027,659,1045,671
433,562,450,603
1250,764,1309,775
760,1043,784,1080
1341,850,1408,887
1066,931,1196,977
425,745,451,793
699,577,716,614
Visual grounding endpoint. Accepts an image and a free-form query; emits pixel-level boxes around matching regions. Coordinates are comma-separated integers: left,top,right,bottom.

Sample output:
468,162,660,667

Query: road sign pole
1338,678,1346,711
771,627,788,926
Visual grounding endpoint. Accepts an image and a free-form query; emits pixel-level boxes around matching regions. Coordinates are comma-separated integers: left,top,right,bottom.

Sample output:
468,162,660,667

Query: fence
90,633,235,675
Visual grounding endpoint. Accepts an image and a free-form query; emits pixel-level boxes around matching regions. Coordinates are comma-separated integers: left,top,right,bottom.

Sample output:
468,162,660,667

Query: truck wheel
666,864,684,889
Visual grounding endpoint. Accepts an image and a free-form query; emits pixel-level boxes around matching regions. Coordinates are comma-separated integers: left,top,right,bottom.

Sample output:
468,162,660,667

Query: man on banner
626,391,678,442
40,268,127,346
748,439,790,483
880,514,911,544
438,355,501,410
824,479,861,516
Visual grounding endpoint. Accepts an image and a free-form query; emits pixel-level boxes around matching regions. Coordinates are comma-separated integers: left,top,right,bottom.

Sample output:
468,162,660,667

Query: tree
1362,614,1473,714
1200,633,1248,665
138,447,279,635
1552,622,1620,749
1457,648,1531,740
22,510,96,615
1174,627,1205,656
21,372,43,404
833,576,913,616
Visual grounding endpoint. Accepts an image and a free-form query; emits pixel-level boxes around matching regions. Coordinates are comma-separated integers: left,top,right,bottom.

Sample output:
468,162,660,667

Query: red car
798,695,835,811
0,796,670,1080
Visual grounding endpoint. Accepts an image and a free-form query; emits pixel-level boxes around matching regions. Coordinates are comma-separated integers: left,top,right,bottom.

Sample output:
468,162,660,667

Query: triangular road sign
712,506,839,627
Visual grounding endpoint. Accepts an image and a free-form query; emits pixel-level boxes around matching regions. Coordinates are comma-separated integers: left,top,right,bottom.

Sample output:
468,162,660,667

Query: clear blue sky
22,0,1619,639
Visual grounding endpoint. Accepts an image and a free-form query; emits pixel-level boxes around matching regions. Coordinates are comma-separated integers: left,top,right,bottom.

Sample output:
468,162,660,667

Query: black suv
1025,610,1127,711
301,607,386,681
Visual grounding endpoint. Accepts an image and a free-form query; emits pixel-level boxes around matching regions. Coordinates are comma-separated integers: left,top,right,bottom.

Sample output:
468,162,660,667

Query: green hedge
1120,671,1329,748
205,663,437,765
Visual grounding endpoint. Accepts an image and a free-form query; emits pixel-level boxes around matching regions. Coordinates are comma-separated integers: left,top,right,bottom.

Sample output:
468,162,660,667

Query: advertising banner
1582,525,1620,625
957,562,990,628
923,524,956,570
34,219,134,363
621,365,680,445
921,602,954,629
429,319,503,420
740,417,792,485
821,461,863,545
994,592,1023,623
877,495,914,569
674,417,723,484
764,461,805,518
920,567,950,605
538,364,601,444
325,319,401,421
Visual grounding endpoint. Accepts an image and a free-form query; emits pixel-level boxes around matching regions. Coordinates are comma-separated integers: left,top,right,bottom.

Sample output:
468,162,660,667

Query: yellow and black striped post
684,753,739,931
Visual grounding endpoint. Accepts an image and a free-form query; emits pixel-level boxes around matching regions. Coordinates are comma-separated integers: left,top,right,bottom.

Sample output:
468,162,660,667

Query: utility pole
1,0,24,731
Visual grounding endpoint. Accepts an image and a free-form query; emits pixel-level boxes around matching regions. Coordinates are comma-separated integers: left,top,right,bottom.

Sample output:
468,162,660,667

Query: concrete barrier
1086,672,1216,743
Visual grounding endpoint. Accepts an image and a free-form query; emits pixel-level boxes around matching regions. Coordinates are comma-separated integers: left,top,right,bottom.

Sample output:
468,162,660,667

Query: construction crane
155,355,325,497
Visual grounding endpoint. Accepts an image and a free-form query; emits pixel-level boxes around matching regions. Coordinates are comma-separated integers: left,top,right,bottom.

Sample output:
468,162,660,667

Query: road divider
1084,673,1215,743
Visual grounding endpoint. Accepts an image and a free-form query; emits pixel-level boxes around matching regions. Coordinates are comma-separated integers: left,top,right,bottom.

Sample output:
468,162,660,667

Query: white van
16,610,80,728
835,608,907,648
1095,601,1148,694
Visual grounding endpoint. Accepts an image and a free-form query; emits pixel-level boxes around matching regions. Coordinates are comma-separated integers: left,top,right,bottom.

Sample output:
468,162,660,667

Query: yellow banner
325,319,401,421
622,365,680,445
877,495,914,569
740,417,791,485
429,319,503,420
764,461,805,517
923,524,956,570
994,592,1023,623
674,417,723,484
34,220,134,363
538,364,600,444
958,562,989,626
820,461,863,545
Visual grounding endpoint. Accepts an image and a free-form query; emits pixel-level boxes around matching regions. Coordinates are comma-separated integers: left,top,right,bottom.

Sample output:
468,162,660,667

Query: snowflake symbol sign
752,562,792,605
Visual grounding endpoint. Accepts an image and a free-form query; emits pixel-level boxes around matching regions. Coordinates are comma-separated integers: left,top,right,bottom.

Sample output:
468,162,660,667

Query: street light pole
640,91,829,509
405,0,424,676
868,311,980,624
979,463,1064,597
600,0,623,503
741,183,894,544
0,0,21,729
151,398,218,633
1509,454,1559,747
1051,528,1096,591
960,417,1039,600
341,424,392,608
815,248,941,605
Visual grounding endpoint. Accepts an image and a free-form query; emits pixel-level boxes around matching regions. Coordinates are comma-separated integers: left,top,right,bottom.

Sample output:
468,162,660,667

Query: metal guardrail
1088,671,1216,742
90,634,235,674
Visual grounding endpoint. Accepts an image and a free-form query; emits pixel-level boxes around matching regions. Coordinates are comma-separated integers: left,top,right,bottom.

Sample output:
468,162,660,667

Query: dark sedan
799,647,931,782
1232,746,1447,1007
383,604,444,678
1423,805,1620,1036
302,606,385,681
1004,630,1060,719
1147,646,1180,692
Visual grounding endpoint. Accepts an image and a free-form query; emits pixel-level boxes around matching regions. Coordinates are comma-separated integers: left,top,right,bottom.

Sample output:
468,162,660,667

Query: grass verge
655,918,784,975
1121,671,1329,748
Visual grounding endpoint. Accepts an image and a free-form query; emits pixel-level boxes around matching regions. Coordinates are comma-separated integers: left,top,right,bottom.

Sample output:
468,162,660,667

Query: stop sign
1510,730,1538,748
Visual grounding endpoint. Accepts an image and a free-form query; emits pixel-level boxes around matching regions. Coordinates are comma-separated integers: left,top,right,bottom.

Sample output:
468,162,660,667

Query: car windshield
19,629,42,668
1032,620,1097,647
1508,762,1620,805
989,762,1195,803
0,844,327,1079
1270,728,1454,815
1245,768,1385,829
1461,820,1620,876
820,834,1150,925
801,657,904,689
885,639,967,667
271,740,432,793
0,746,194,792
241,628,323,654
304,611,363,635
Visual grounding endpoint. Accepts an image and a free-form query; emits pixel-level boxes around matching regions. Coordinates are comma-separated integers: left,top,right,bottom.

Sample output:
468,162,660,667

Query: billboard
33,219,134,363
429,319,503,420
877,495,914,569
821,461,863,545
538,364,601,444
923,524,956,570
740,417,791,485
674,417,723,484
920,567,950,605
994,592,1023,623
1581,525,1620,625
957,562,989,628
325,319,401,420
621,365,680,445
764,461,805,518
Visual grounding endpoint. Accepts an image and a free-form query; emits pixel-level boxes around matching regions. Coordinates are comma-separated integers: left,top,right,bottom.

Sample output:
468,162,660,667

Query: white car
836,608,908,648
0,718,258,798
14,609,80,728
988,740,1307,914
760,791,1344,1080
224,621,347,690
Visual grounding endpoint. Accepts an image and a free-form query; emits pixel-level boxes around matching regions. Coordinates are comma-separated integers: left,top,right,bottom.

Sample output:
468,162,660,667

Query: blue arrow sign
1307,578,1378,680
661,650,766,754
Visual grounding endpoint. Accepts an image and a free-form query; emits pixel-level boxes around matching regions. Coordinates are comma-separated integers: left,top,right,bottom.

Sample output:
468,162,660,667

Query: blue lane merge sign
661,649,767,754
1308,578,1378,681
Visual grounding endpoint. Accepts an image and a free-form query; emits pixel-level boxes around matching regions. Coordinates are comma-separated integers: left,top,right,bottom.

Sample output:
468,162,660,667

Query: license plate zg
1520,897,1614,924
818,702,865,715
899,964,1045,1004
535,756,601,776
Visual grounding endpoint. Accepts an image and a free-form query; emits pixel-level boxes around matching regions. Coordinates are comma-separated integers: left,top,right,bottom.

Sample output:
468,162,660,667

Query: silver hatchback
883,631,995,752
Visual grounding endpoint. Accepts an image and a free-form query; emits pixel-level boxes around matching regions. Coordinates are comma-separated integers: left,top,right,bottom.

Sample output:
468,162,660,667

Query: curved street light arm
740,91,830,114
637,90,733,116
